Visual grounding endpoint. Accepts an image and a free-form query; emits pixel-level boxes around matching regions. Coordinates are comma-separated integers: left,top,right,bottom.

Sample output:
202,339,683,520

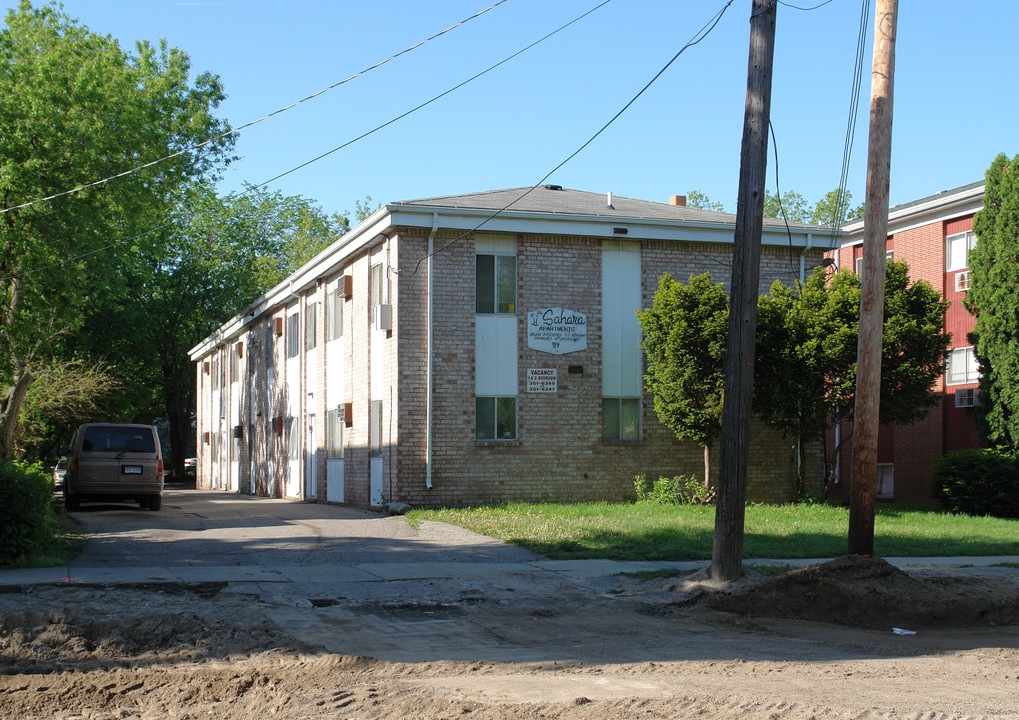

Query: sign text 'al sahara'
527,307,587,355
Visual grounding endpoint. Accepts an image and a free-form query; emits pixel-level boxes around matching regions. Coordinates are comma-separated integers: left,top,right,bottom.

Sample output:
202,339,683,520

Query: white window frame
286,311,300,359
327,287,344,341
326,406,344,458
305,301,318,352
946,346,980,386
946,230,977,272
475,254,517,315
855,250,894,276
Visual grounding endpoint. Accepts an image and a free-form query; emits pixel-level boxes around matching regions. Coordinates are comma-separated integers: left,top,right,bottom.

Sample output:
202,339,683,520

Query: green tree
685,190,726,213
810,188,864,226
0,1,233,458
637,273,728,487
68,182,343,477
967,153,1019,448
755,262,949,492
763,189,810,222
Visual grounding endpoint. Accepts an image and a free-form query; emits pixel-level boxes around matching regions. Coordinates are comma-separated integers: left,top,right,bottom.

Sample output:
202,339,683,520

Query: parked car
183,457,197,479
62,423,164,511
52,457,68,490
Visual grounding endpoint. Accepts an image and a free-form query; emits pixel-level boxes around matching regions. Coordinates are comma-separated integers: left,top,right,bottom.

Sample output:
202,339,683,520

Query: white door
305,415,317,499
285,422,301,498
370,456,384,507
326,459,344,503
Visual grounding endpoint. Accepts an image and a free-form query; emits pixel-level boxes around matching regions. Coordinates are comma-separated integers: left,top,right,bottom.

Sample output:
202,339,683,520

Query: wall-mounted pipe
426,212,439,489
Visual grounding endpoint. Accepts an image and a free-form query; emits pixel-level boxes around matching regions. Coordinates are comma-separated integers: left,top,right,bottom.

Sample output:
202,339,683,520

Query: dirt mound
0,586,308,674
697,555,1019,629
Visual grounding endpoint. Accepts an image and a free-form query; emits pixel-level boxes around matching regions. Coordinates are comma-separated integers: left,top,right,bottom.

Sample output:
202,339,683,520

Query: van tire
148,495,162,511
65,492,80,512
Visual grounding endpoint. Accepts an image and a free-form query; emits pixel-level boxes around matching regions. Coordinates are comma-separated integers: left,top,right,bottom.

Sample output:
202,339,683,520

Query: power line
0,0,510,215
3,1,615,284
406,0,737,275
255,0,614,190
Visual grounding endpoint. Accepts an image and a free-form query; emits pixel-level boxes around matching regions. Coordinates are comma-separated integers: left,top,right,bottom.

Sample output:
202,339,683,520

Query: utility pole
848,0,898,556
712,0,777,583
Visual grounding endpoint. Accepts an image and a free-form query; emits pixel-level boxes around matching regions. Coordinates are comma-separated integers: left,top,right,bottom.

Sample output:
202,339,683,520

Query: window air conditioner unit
954,270,971,292
955,388,979,408
373,304,393,332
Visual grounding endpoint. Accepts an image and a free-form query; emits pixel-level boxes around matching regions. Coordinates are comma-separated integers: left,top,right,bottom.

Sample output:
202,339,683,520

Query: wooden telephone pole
848,0,898,556
712,0,778,583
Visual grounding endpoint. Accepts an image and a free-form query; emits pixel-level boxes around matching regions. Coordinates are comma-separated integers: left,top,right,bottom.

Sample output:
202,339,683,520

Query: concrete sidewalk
2,555,1016,592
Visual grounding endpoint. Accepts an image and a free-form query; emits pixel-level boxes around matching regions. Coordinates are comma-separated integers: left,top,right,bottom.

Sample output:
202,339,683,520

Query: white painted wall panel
475,315,518,396
602,241,642,396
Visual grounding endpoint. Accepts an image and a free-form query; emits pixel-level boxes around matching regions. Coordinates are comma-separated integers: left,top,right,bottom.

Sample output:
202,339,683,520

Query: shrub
634,473,715,505
0,460,57,567
932,449,1019,519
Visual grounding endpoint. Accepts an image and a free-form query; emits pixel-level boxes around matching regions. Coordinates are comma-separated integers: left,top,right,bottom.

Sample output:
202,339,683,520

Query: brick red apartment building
190,186,831,510
830,181,986,504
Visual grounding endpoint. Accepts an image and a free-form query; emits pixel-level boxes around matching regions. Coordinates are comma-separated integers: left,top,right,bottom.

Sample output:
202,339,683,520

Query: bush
0,460,58,567
634,473,715,505
932,449,1019,519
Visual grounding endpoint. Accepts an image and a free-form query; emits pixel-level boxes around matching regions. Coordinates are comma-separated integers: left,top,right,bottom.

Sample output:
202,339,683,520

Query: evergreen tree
967,153,1019,448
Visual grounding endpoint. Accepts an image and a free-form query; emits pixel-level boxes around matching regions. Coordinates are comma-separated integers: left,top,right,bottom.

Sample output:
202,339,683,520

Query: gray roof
394,185,828,231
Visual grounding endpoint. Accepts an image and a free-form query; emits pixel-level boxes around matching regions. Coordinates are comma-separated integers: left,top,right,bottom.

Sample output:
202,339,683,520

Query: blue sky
8,0,1016,219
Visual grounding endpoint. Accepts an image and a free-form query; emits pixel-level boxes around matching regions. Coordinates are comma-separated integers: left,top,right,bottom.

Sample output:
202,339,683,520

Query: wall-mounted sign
527,368,557,393
527,307,587,355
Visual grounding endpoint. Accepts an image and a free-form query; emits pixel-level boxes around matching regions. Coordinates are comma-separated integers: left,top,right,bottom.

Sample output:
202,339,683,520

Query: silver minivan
63,423,164,511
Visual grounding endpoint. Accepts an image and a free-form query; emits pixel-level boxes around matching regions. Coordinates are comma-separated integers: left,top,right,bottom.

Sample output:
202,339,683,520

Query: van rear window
81,427,156,453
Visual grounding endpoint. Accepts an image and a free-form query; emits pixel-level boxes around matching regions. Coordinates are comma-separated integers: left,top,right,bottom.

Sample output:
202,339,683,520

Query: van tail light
71,457,78,474
157,459,164,478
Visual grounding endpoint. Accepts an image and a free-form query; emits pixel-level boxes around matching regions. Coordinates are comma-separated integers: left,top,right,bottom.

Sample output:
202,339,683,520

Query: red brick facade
829,182,986,504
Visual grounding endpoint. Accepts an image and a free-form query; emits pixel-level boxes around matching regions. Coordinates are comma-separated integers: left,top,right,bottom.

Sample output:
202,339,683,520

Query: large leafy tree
967,153,1019,448
0,1,233,458
637,273,728,486
65,182,343,476
755,261,949,492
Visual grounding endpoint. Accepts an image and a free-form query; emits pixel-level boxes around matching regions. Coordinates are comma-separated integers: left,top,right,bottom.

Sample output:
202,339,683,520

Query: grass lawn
408,502,1019,561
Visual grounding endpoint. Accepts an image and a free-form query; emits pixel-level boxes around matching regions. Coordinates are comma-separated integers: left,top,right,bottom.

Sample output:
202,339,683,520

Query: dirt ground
2,556,1018,719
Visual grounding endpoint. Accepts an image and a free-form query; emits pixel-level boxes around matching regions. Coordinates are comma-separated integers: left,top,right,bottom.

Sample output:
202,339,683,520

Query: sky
7,0,1016,219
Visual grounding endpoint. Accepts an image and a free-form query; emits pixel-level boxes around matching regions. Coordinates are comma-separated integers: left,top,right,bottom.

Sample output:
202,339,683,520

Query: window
476,254,517,314
286,312,299,359
603,398,641,440
946,230,976,272
305,302,318,351
327,287,343,340
854,250,894,275
371,263,387,306
326,407,344,458
370,400,383,457
476,396,516,440
946,347,980,385
288,420,300,460
230,343,241,383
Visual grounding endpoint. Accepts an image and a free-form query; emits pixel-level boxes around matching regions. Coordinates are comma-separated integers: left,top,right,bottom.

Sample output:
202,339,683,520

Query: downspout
426,212,438,489
796,233,814,493
799,232,814,285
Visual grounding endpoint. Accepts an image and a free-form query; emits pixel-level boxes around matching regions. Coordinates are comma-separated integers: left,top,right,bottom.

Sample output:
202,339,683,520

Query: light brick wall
197,228,826,509
389,231,824,508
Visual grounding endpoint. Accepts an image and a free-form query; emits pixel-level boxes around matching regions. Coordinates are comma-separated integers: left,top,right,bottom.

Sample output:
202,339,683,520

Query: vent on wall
955,388,979,408
954,270,971,292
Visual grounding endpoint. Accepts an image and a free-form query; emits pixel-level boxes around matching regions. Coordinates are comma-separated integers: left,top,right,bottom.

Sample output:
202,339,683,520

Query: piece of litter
892,627,916,635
